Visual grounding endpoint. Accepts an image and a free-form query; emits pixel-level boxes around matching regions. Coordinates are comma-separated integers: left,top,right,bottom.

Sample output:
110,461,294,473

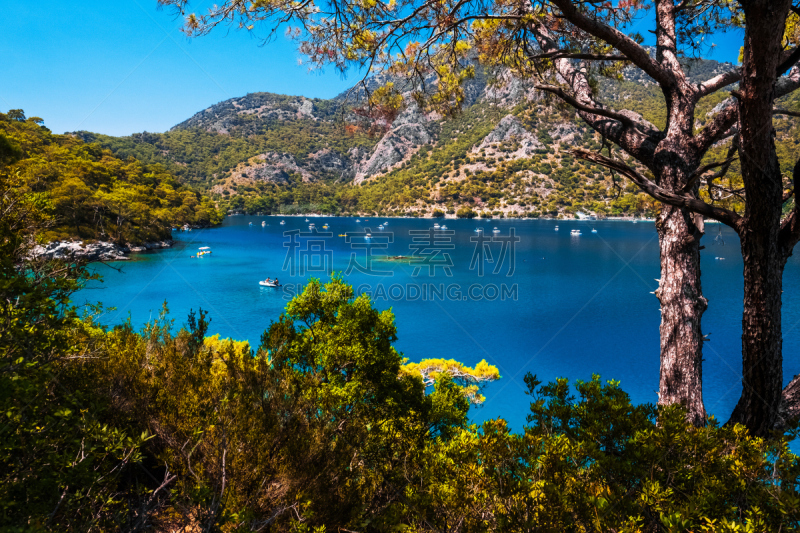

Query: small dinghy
280,220,285,225
262,221,266,227
259,280,280,287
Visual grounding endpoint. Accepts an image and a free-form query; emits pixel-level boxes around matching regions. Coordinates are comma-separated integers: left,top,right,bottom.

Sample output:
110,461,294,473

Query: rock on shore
32,240,173,262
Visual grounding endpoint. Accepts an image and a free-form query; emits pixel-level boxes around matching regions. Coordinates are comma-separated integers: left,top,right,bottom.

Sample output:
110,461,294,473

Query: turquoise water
78,216,800,431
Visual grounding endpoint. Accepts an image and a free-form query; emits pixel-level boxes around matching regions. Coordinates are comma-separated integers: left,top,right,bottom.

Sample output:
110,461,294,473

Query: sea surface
77,216,800,431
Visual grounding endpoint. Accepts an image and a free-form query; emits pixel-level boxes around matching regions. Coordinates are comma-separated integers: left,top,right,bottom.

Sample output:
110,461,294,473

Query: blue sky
2,1,744,136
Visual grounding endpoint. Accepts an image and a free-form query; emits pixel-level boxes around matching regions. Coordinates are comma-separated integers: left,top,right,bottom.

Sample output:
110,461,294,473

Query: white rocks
31,240,173,262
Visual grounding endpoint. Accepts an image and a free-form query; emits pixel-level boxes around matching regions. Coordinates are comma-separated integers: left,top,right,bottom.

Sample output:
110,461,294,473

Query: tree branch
527,51,628,61
696,68,741,98
549,0,675,88
572,148,742,230
774,108,800,117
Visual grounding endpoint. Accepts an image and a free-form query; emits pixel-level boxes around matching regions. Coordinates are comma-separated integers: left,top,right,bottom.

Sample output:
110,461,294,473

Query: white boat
249,222,253,226
262,221,266,227
474,228,483,233
571,229,582,236
440,225,448,230
309,223,316,229
378,225,385,230
492,227,500,233
365,233,372,239
356,219,361,222
591,228,598,233
433,223,440,229
383,221,389,225
555,225,559,231
280,220,285,225
259,280,280,287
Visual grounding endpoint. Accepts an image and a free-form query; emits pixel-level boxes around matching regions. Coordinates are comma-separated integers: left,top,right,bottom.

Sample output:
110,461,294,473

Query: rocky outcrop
31,240,173,262
354,103,434,183
474,114,543,156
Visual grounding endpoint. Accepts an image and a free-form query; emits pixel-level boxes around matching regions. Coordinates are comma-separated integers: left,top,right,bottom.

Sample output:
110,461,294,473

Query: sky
1,1,745,137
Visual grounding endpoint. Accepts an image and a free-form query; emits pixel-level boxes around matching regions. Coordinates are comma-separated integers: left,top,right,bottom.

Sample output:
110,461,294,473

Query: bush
456,206,476,218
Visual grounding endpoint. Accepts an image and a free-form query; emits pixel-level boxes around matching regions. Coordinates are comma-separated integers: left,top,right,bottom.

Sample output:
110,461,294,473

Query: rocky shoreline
32,239,174,262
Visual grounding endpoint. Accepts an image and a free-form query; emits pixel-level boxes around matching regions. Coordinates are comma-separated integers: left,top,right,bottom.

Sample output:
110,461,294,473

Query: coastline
32,239,174,262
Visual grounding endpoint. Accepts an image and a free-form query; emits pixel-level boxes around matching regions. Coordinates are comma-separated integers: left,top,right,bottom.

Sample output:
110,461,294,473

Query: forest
1,110,222,245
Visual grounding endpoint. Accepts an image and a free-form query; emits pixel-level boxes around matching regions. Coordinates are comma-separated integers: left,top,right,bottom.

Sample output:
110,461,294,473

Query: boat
440,225,448,230
433,223,440,229
322,224,329,230
383,221,389,225
305,218,309,222
249,222,253,226
378,225,385,230
555,225,559,231
280,220,285,225
365,233,372,239
309,223,316,229
591,228,598,233
474,228,483,233
571,229,582,236
259,280,280,287
492,227,500,233
356,219,361,222
338,234,347,237
262,221,266,227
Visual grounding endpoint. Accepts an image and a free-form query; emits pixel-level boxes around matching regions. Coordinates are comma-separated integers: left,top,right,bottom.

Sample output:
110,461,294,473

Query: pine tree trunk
655,205,707,425
727,0,791,435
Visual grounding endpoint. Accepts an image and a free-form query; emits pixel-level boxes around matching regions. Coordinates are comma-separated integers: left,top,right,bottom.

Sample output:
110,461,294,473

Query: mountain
76,55,797,219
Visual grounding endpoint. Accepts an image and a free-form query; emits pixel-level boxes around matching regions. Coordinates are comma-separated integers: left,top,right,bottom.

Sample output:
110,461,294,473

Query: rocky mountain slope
78,54,795,219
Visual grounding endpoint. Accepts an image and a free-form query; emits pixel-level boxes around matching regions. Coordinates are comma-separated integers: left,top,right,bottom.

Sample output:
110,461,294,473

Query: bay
77,215,800,431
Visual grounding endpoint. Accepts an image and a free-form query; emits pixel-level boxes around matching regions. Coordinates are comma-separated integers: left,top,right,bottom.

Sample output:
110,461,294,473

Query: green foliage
0,111,222,244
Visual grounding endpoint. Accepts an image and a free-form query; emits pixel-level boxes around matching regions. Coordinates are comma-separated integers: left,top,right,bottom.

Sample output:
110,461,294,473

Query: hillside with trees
1,109,222,245
73,54,796,220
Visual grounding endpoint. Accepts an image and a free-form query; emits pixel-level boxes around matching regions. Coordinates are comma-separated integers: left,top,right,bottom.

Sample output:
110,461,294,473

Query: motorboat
433,223,440,229
356,219,361,222
262,221,266,227
259,280,280,287
591,228,598,233
571,229,582,236
440,225,448,230
280,220,285,225
365,233,372,240
492,227,500,233
474,228,483,233
249,222,253,226
378,225,385,230
555,225,559,231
